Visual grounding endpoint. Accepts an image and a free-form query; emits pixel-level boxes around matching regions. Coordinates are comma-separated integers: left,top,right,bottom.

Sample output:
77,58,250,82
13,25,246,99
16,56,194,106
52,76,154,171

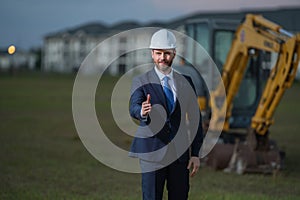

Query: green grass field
0,72,300,199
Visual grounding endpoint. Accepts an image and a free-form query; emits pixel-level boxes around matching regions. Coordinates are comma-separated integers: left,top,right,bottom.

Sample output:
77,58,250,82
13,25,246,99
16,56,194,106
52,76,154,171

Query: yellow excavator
175,14,300,174
208,14,300,174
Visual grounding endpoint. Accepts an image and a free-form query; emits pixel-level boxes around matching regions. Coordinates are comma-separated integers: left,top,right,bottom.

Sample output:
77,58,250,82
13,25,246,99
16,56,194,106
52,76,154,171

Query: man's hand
187,156,200,177
141,94,151,117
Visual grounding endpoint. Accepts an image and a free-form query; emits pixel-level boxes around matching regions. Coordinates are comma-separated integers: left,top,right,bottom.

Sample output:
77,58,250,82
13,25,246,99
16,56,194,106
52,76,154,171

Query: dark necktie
162,76,174,113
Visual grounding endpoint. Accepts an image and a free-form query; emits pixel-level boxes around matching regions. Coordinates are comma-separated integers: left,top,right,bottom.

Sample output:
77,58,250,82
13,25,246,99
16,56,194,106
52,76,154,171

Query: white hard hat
149,29,176,49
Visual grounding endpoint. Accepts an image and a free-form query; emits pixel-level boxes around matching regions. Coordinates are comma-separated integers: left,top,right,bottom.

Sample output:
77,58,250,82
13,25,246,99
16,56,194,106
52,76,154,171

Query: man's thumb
147,94,151,103
187,160,192,169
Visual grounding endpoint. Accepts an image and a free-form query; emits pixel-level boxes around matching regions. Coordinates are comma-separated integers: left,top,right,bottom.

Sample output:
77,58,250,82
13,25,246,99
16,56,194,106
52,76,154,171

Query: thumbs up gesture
141,94,151,117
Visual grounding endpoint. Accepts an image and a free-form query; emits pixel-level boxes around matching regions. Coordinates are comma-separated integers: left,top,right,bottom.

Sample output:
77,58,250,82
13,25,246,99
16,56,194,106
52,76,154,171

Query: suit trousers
140,159,190,200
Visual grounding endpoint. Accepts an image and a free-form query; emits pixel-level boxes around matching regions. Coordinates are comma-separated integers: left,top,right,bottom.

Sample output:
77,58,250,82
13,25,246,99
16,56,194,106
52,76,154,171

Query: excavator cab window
214,30,234,71
233,55,258,108
185,22,210,67
230,50,271,128
213,30,260,111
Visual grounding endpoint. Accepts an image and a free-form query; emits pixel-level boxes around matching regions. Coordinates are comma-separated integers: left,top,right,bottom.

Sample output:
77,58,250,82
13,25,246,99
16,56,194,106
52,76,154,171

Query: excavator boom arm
251,34,300,135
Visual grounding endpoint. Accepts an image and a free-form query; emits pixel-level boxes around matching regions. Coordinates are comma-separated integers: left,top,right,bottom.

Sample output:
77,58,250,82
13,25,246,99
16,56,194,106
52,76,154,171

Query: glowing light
8,45,16,55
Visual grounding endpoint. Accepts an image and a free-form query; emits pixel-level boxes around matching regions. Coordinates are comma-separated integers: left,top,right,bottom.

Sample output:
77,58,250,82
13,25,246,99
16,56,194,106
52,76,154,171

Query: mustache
158,59,168,63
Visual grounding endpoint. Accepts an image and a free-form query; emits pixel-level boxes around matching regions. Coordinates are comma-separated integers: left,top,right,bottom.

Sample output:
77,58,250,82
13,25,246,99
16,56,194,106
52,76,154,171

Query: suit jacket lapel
173,71,182,109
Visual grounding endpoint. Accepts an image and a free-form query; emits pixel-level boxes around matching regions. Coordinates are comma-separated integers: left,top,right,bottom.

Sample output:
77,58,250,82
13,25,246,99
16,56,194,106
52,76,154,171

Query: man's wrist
140,109,148,121
191,152,199,158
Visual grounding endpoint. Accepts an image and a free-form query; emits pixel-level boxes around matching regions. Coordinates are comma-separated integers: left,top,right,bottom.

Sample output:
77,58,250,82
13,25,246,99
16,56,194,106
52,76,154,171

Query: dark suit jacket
129,67,203,163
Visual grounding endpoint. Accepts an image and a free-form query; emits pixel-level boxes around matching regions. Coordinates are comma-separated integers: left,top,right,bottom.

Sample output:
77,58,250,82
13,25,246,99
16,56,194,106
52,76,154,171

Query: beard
155,59,173,73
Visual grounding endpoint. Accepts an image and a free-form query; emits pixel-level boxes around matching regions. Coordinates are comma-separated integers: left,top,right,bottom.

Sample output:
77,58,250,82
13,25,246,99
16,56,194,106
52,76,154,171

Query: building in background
42,7,300,75
42,22,159,75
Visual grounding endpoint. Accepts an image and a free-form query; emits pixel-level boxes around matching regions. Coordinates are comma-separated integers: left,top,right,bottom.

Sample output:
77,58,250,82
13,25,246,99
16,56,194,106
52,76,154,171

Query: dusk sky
1,0,300,50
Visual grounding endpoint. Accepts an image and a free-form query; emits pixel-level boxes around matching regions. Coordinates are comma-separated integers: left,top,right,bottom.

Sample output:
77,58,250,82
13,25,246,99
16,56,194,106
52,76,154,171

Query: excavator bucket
203,131,284,174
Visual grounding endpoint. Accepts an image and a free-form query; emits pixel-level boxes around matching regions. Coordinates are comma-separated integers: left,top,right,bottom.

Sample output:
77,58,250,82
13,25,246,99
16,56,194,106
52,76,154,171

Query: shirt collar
154,66,174,81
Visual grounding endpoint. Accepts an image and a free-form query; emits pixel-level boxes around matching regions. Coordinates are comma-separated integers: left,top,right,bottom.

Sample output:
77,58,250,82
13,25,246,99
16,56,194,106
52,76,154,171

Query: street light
8,45,16,75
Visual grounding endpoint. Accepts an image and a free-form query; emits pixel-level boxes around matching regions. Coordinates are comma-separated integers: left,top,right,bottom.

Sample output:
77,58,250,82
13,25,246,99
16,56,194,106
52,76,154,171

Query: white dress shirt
154,66,177,102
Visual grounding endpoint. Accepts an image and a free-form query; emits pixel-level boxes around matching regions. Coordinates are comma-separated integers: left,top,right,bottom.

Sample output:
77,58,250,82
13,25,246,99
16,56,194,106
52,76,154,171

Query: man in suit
129,29,203,200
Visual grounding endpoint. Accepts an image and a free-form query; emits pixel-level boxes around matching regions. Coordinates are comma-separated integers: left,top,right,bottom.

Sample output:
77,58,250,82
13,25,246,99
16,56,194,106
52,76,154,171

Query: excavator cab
174,18,268,132
230,50,269,129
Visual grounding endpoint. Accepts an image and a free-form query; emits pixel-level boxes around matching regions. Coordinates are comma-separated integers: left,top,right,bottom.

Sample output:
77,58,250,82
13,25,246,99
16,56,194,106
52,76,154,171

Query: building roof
110,21,142,31
45,22,109,39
